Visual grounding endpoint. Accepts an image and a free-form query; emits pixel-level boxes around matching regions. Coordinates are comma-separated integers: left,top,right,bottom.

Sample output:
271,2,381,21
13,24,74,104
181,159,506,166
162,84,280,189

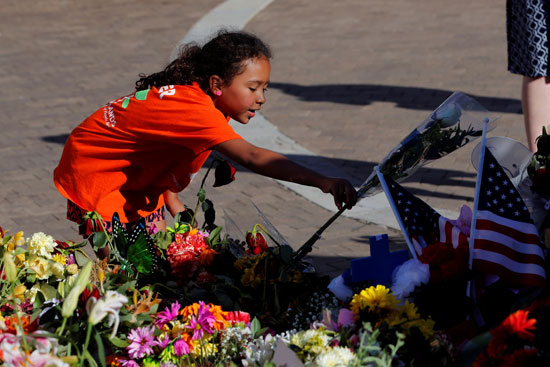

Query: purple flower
173,338,191,356
155,336,172,349
119,359,140,367
155,301,181,327
126,326,155,359
66,253,76,265
187,301,215,340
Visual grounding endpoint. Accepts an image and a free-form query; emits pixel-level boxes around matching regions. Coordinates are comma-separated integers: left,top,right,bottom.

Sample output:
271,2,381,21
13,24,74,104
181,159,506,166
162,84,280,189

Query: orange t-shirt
54,83,242,222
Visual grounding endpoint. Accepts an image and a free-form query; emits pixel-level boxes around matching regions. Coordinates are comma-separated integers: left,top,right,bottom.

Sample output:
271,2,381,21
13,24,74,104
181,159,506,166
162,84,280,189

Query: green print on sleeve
120,89,150,109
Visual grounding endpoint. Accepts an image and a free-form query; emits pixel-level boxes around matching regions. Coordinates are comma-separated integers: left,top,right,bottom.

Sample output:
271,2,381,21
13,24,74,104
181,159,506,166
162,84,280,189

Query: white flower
27,232,57,259
241,333,279,367
24,284,40,303
315,346,355,367
50,261,65,279
87,290,128,338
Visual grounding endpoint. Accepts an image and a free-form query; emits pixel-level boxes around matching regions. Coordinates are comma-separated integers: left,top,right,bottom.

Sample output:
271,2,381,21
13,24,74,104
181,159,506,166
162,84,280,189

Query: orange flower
199,248,216,266
180,303,200,319
208,303,228,330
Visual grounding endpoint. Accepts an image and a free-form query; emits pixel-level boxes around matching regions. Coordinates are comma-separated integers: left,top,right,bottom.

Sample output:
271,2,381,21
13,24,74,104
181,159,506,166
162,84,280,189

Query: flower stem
79,324,93,367
58,317,68,337
191,159,217,226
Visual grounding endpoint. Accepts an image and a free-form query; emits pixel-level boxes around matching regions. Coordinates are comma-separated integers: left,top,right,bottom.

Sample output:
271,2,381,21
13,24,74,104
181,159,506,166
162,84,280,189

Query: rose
213,160,236,187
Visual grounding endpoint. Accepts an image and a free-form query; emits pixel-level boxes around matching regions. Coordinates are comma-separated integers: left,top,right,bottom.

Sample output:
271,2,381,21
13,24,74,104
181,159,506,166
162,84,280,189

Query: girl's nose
257,91,266,105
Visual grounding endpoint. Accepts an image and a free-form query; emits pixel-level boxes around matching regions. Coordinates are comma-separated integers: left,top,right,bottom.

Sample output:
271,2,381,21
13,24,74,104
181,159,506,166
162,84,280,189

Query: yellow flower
50,261,65,279
190,340,217,357
28,257,52,280
400,300,420,320
27,232,57,259
52,254,67,265
350,285,398,314
4,231,25,252
241,268,261,288
408,318,435,339
15,253,26,265
13,284,27,301
66,264,79,275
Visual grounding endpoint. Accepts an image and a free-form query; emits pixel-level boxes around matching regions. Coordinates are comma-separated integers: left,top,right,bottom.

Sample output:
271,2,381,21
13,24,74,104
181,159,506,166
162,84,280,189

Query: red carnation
225,310,251,325
213,160,236,187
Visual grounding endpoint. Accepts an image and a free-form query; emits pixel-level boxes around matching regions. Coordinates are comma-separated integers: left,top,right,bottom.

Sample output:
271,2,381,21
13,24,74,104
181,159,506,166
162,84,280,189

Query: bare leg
521,76,550,152
150,219,167,232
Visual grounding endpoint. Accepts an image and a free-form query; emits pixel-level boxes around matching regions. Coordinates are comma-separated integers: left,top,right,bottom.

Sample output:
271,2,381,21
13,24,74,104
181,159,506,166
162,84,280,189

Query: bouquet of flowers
294,92,497,262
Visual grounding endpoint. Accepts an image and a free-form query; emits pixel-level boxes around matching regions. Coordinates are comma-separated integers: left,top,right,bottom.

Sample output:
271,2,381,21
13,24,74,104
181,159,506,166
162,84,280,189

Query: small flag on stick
470,148,546,287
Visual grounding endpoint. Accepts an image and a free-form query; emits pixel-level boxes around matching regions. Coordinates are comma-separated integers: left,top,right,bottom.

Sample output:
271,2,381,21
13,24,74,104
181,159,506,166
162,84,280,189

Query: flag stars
507,203,513,208
486,190,492,196
501,194,506,199
514,211,520,216
495,185,500,191
496,172,501,177
488,177,494,182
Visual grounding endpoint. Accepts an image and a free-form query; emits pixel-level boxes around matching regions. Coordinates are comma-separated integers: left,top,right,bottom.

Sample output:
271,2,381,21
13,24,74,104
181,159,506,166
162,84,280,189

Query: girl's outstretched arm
212,139,357,210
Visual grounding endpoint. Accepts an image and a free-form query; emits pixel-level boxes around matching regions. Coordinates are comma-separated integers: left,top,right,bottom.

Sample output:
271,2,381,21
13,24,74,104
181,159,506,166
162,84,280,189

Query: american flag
384,175,469,257
472,147,546,287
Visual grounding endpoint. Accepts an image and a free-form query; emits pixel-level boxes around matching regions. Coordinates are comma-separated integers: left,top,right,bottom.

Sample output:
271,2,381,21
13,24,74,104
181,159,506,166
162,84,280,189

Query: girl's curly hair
135,30,272,92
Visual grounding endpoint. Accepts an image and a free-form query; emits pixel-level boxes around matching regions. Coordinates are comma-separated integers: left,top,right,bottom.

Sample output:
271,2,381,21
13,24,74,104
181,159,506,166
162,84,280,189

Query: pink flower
126,326,155,359
337,308,356,328
155,336,172,349
174,338,191,356
187,301,215,340
155,301,181,327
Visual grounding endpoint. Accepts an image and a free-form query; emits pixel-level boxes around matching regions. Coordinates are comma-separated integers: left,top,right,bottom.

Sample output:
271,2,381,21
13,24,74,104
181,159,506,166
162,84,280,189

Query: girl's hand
320,178,358,210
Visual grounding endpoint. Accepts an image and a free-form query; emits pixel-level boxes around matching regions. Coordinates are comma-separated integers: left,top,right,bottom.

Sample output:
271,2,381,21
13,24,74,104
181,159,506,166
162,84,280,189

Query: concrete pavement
0,0,526,277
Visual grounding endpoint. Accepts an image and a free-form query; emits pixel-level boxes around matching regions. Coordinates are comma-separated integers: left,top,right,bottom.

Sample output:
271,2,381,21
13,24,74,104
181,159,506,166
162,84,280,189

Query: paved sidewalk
0,0,525,277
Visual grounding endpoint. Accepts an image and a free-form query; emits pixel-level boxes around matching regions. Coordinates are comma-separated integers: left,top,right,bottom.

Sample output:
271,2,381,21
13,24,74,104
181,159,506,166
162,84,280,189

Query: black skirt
507,0,550,77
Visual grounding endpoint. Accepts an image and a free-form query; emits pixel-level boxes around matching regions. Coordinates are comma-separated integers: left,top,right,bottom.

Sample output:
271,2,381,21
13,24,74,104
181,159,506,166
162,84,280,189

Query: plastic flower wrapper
294,92,497,262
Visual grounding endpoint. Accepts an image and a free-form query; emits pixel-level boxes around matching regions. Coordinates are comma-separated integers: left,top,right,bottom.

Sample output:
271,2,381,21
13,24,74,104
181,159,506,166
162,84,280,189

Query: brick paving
0,0,526,277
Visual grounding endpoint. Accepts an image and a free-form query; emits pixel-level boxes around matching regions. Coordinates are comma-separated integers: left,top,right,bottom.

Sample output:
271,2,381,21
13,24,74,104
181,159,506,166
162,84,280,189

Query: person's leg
521,76,550,151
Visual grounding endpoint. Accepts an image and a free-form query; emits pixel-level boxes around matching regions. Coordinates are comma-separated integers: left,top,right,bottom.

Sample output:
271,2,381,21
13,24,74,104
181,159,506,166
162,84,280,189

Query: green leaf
74,250,91,267
92,231,108,250
250,317,267,338
94,328,107,367
109,335,130,348
83,350,99,367
208,226,223,246
197,188,206,202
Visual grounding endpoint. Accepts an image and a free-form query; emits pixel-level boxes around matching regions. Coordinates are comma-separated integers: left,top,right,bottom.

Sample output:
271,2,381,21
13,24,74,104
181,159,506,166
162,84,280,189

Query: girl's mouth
248,110,256,118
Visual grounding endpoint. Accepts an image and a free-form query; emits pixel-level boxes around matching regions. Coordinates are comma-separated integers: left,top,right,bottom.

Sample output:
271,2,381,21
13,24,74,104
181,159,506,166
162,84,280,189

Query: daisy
155,301,181,327
187,301,215,340
126,326,155,359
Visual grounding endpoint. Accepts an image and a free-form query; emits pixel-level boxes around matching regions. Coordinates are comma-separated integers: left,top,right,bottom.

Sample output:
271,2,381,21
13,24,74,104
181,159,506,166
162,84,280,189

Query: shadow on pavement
269,82,522,114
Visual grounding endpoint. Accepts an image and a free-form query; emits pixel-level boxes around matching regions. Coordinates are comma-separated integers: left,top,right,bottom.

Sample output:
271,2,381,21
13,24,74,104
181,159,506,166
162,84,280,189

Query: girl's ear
209,75,223,96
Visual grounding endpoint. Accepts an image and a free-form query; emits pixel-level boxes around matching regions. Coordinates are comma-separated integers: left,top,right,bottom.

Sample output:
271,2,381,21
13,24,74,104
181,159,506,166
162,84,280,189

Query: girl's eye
249,88,257,92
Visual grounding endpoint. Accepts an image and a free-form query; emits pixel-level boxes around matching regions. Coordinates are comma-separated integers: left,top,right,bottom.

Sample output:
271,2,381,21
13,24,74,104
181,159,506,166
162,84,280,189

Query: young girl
53,30,357,235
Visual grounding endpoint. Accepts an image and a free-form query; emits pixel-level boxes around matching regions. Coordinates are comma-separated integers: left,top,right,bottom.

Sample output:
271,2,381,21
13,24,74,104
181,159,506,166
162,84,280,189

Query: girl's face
214,57,271,124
